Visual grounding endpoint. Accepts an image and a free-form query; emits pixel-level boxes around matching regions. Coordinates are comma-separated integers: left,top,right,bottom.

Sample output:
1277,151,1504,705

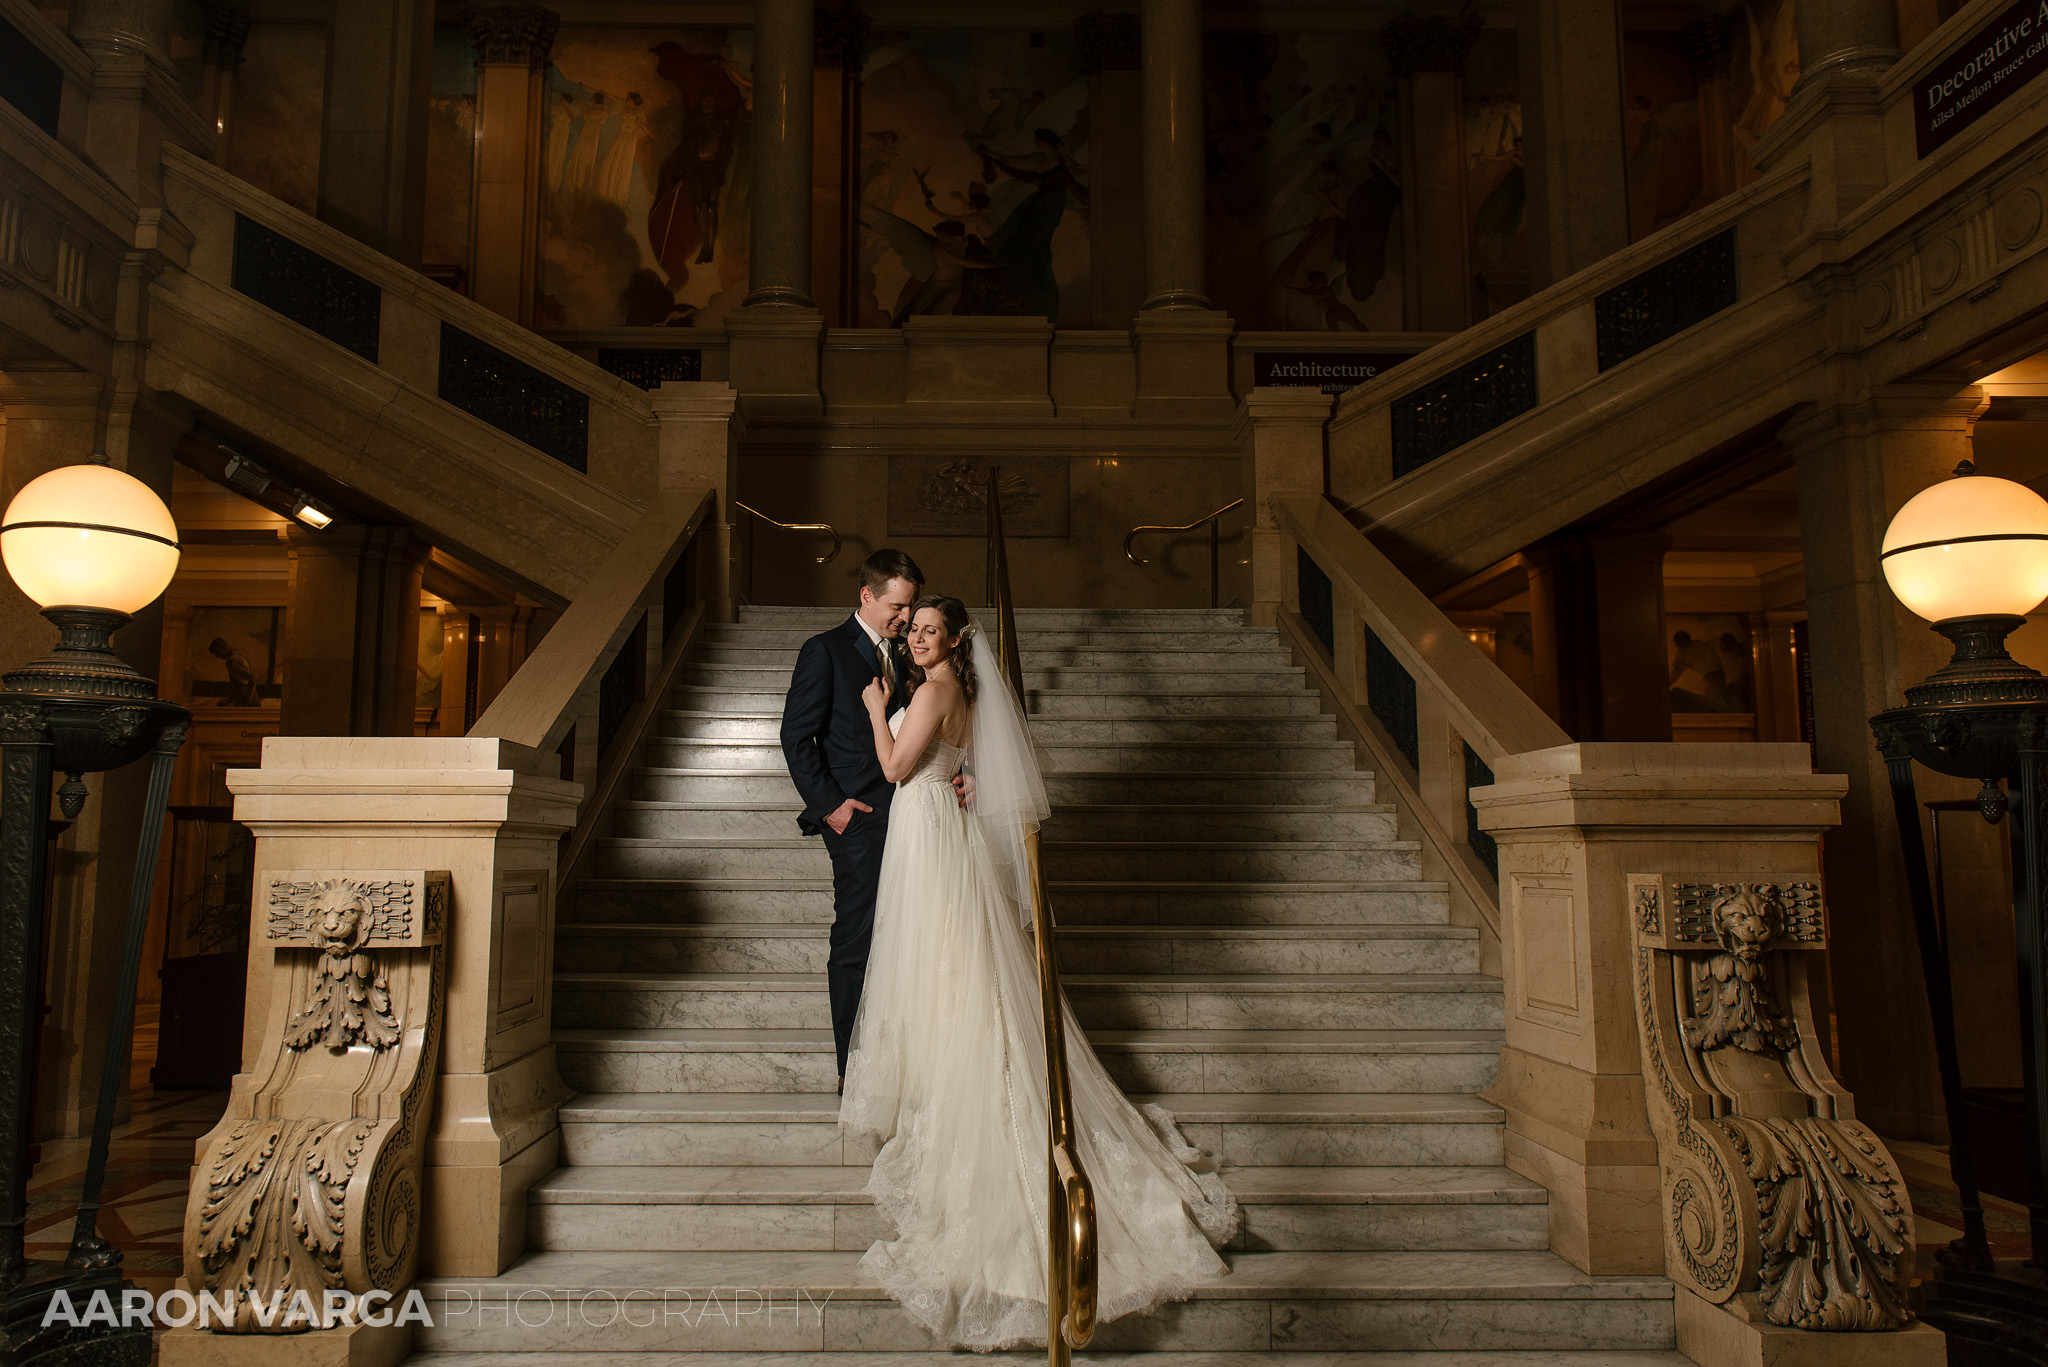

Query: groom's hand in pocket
827,798,873,834
952,774,975,810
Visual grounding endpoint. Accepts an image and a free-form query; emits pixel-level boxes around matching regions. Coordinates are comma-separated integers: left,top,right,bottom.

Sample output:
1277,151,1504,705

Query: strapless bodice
890,709,966,790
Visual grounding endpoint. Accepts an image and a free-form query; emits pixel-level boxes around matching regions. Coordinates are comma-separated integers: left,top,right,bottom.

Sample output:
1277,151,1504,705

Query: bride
839,594,1239,1351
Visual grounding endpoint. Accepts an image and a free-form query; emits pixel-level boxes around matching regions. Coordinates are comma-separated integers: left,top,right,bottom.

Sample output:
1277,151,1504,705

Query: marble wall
423,25,478,278
225,22,326,215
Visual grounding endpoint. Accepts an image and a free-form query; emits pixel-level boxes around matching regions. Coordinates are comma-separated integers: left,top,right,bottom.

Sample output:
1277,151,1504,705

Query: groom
779,548,924,1092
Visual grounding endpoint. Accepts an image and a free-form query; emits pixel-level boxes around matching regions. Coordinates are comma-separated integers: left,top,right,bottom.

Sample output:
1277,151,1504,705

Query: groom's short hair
860,548,925,594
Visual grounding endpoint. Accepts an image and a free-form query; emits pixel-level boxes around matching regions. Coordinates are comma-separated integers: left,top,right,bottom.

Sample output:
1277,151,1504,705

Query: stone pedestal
317,0,432,264
1469,742,1847,1276
904,315,1055,416
161,1319,412,1367
1515,0,1630,289
1133,309,1235,421
1676,1287,1947,1367
466,7,558,324
723,306,824,420
225,738,580,1278
1235,389,1332,628
1784,384,1984,1141
650,381,743,620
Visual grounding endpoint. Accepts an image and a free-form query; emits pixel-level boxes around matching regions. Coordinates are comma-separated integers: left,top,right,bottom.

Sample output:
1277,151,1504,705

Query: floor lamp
0,458,189,1365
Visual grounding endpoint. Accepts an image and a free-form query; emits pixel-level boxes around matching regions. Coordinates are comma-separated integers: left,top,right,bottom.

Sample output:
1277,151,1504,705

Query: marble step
671,687,1328,718
567,879,1453,928
629,771,1378,807
555,1091,1513,1169
684,666,1306,694
553,972,1503,1033
641,737,1357,775
739,607,1256,628
695,646,1288,671
704,624,1285,650
596,838,1423,884
608,801,1398,843
554,1027,1505,1096
659,711,1341,745
409,1249,1673,1353
524,1164,1550,1255
557,924,1477,977
405,1351,1693,1367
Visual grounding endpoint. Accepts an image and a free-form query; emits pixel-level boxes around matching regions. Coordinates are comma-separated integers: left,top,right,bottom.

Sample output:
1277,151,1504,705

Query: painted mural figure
649,41,749,275
976,129,1089,321
597,92,649,207
564,92,610,195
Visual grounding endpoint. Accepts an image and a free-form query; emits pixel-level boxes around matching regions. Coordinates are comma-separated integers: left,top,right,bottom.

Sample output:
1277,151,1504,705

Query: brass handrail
734,501,841,564
985,467,1098,1362
1123,499,1245,608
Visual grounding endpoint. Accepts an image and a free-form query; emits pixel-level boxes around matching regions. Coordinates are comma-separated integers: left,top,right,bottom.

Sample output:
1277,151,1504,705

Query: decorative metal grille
1390,333,1536,477
662,542,694,640
1595,230,1737,371
1464,741,1498,881
598,348,703,390
1298,547,1334,656
1365,626,1419,771
439,323,589,472
231,215,381,361
595,616,643,761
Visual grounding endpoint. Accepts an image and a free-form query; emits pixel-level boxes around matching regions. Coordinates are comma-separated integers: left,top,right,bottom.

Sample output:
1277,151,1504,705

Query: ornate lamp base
1916,1262,2048,1367
0,1263,150,1366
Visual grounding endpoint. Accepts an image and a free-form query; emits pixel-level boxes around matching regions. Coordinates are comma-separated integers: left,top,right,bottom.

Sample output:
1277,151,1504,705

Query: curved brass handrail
734,501,842,564
985,467,1098,1363
1122,498,1244,567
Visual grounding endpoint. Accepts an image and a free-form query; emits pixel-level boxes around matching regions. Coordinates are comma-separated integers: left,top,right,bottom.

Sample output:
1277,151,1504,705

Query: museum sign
1914,0,2048,157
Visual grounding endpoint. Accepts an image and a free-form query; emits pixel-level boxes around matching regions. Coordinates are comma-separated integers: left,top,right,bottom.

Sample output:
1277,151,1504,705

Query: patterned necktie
875,637,893,690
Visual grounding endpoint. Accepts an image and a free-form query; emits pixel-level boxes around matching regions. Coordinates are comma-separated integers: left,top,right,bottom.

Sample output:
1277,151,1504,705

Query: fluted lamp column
0,459,191,1365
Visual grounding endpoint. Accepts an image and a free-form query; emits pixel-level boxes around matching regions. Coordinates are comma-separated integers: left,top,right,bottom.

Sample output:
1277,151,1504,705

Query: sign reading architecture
1253,352,1414,396
1914,0,2048,157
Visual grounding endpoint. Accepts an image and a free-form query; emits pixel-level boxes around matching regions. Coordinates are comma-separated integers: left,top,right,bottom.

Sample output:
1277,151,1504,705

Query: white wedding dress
839,651,1238,1352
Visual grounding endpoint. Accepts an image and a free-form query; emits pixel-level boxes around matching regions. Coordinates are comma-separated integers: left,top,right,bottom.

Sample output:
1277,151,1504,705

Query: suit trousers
821,808,889,1077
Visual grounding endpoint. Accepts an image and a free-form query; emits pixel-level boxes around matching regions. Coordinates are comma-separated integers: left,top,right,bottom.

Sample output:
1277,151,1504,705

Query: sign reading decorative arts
1253,352,1415,395
1914,0,2048,157
887,454,1071,538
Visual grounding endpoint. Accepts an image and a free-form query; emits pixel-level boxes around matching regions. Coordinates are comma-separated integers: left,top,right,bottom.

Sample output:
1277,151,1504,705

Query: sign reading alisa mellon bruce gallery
1914,0,2048,157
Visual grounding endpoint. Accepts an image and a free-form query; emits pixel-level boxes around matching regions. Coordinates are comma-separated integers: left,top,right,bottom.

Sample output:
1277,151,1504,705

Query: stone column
1385,14,1480,332
280,526,429,737
467,7,558,325
1515,0,1630,289
318,0,433,265
812,6,870,327
1783,384,1983,1141
1235,388,1333,628
1138,0,1206,311
1795,0,1900,86
1524,532,1673,742
1080,10,1145,327
1470,743,1848,1275
70,0,210,205
743,0,816,309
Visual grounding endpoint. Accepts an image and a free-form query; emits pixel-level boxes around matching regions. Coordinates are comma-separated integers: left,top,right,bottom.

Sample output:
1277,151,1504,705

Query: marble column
1525,531,1673,742
1080,10,1145,326
1138,0,1206,311
318,0,433,265
1385,13,1481,332
69,0,210,205
1785,385,1984,1141
812,6,870,327
280,526,429,738
1796,0,1901,85
66,0,172,65
467,7,558,324
1515,0,1630,289
743,0,817,309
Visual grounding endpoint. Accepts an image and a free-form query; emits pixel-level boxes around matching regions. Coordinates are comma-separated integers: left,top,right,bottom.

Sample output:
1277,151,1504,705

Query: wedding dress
839,633,1238,1352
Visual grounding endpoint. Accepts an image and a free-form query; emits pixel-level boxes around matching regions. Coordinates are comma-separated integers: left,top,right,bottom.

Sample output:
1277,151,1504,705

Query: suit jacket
780,616,911,836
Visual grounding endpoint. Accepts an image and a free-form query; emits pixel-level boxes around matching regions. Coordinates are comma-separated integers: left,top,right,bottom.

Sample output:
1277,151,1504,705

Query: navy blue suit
779,616,909,1078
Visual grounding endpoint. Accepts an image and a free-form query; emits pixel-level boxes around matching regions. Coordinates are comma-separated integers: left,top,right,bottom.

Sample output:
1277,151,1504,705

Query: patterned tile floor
21,1009,228,1298
1891,1136,2037,1267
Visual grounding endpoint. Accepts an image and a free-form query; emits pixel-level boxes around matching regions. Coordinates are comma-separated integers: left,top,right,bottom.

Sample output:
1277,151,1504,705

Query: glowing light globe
1881,470,2048,623
1,463,180,615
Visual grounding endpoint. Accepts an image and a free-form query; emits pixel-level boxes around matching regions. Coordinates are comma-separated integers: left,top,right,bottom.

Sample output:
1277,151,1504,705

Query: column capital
1778,382,1989,452
464,5,560,69
1380,12,1482,78
203,5,252,71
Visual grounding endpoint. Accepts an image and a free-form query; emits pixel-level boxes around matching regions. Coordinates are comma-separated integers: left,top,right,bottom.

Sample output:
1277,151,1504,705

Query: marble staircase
408,608,1680,1364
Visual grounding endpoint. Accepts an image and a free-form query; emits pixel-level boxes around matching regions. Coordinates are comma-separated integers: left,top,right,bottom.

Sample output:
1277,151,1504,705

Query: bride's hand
862,676,888,715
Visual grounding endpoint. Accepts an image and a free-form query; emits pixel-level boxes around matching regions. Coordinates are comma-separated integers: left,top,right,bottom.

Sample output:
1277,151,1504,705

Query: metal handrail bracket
1123,498,1246,610
734,501,843,564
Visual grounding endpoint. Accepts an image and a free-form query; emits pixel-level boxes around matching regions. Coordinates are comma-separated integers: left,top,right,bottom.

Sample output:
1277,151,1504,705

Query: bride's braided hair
907,594,977,704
